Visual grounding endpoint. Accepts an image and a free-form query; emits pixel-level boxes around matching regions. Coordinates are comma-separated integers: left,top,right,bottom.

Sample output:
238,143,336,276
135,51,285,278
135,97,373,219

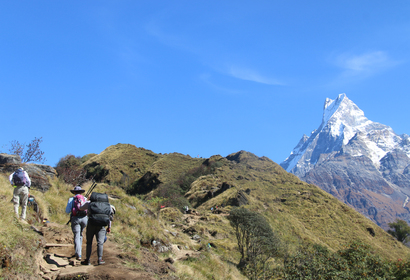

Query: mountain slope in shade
281,93,410,229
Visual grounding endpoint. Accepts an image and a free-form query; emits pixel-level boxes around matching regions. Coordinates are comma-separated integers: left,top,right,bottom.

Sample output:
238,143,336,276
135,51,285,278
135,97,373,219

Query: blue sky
1,1,410,167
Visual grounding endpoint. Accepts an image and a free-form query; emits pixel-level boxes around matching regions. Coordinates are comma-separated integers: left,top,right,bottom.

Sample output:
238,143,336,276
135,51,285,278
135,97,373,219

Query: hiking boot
98,259,105,265
81,259,91,265
74,253,81,261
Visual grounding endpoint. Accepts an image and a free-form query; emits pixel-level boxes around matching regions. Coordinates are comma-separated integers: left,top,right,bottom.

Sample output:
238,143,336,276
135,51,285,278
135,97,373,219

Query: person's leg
20,187,29,220
96,227,106,264
78,216,88,258
71,218,82,259
12,187,20,218
85,224,96,263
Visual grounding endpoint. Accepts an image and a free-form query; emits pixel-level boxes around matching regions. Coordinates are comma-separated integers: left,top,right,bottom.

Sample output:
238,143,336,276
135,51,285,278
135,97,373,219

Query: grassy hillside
82,145,409,260
1,144,410,279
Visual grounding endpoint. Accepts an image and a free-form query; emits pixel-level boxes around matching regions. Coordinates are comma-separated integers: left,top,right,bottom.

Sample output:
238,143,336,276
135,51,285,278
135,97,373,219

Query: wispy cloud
145,17,285,89
145,18,199,54
199,73,244,95
333,51,398,79
228,66,284,85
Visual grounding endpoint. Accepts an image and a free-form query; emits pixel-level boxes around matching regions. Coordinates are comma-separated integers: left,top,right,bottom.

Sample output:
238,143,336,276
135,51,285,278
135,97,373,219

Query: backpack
72,194,87,217
13,170,27,187
88,192,111,226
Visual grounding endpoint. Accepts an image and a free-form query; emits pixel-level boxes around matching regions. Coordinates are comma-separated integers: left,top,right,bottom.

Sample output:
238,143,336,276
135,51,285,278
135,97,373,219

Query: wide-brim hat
70,186,85,194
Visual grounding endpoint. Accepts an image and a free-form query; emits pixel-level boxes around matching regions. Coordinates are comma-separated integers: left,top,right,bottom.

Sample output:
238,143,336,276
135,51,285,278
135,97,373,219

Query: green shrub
228,207,284,279
152,183,190,211
55,154,88,185
388,219,410,243
282,240,394,279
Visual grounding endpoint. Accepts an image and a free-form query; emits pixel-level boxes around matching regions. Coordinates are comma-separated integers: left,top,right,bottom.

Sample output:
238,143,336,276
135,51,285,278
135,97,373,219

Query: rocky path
37,221,177,280
31,206,228,279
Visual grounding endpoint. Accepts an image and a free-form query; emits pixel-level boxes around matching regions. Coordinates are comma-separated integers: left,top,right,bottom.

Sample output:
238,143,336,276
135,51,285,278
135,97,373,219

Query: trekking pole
66,213,72,226
85,181,97,198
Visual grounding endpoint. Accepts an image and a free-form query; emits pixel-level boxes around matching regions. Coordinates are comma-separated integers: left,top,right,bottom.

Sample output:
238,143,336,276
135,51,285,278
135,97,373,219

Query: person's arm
79,200,90,211
107,220,111,233
24,171,31,188
9,173,14,185
65,197,73,214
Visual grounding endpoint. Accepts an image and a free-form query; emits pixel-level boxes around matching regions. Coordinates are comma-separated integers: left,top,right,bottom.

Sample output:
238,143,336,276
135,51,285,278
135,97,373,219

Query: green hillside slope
2,144,409,279
82,144,409,260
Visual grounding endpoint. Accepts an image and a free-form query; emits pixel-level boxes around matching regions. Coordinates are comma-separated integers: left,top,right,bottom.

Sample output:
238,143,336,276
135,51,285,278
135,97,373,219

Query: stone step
45,243,74,248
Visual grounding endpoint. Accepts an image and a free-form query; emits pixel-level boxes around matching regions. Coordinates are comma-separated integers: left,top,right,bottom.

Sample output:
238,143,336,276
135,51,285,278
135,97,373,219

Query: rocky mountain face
281,93,410,229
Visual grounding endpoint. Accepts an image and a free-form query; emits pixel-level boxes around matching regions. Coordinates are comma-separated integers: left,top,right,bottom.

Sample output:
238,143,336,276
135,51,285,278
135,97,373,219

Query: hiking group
65,185,115,266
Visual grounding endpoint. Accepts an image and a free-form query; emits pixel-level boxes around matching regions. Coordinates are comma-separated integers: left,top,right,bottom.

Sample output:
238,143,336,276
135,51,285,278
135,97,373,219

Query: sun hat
70,186,85,194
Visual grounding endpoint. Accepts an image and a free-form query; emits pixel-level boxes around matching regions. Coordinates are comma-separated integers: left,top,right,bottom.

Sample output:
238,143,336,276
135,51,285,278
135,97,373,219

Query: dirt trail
34,208,226,279
37,222,177,280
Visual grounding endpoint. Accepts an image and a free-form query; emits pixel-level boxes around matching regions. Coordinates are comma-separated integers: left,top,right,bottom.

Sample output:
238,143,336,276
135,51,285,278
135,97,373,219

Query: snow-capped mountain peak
280,93,410,229
281,94,405,176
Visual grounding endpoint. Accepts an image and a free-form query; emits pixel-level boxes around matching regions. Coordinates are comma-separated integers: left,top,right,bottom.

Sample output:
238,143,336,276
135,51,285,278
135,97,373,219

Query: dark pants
85,223,106,261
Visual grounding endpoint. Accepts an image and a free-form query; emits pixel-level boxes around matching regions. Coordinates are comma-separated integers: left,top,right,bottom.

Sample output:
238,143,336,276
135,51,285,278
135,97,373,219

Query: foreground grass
0,173,246,279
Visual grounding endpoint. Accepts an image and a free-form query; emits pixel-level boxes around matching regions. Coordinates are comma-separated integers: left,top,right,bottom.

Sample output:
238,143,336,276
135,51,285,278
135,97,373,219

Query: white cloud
228,66,284,85
334,51,398,78
199,73,244,95
323,50,401,88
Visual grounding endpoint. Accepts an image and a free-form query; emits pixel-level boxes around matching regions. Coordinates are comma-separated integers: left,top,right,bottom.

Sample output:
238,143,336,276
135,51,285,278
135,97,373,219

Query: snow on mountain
280,93,410,229
281,93,409,176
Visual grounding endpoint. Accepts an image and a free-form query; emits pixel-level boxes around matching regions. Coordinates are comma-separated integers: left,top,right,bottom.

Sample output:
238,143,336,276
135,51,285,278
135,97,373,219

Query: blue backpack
13,170,27,187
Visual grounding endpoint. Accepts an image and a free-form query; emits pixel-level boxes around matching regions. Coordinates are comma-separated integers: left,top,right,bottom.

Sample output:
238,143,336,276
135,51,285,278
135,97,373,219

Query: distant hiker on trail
65,186,88,261
9,167,31,221
79,192,112,266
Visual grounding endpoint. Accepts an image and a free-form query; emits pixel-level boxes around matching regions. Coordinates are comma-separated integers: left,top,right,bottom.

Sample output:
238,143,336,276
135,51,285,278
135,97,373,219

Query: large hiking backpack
88,192,111,226
72,194,87,217
13,170,27,187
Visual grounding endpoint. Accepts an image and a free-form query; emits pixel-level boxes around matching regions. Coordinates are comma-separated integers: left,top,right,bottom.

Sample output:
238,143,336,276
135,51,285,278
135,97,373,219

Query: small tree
388,219,410,243
228,207,283,279
9,137,46,164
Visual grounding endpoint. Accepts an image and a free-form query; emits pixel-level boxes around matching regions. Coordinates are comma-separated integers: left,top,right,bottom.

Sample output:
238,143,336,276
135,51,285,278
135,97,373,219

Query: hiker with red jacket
9,167,31,221
79,192,112,266
65,186,88,261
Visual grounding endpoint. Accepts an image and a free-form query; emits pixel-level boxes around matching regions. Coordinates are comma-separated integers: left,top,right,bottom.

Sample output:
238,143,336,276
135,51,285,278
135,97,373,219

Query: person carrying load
80,192,113,266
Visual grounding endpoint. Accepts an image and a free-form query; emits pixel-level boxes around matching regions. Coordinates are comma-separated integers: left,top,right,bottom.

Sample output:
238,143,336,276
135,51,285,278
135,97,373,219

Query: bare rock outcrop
0,153,57,192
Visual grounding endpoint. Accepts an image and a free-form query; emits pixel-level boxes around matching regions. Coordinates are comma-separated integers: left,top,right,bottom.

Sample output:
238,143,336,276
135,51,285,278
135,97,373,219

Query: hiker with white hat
9,167,31,221
65,186,88,261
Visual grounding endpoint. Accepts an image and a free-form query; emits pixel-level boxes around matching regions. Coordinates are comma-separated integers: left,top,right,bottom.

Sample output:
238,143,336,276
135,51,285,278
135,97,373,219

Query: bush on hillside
283,244,345,279
228,207,284,279
152,183,190,211
55,154,88,186
388,219,410,243
282,240,400,279
177,160,223,192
